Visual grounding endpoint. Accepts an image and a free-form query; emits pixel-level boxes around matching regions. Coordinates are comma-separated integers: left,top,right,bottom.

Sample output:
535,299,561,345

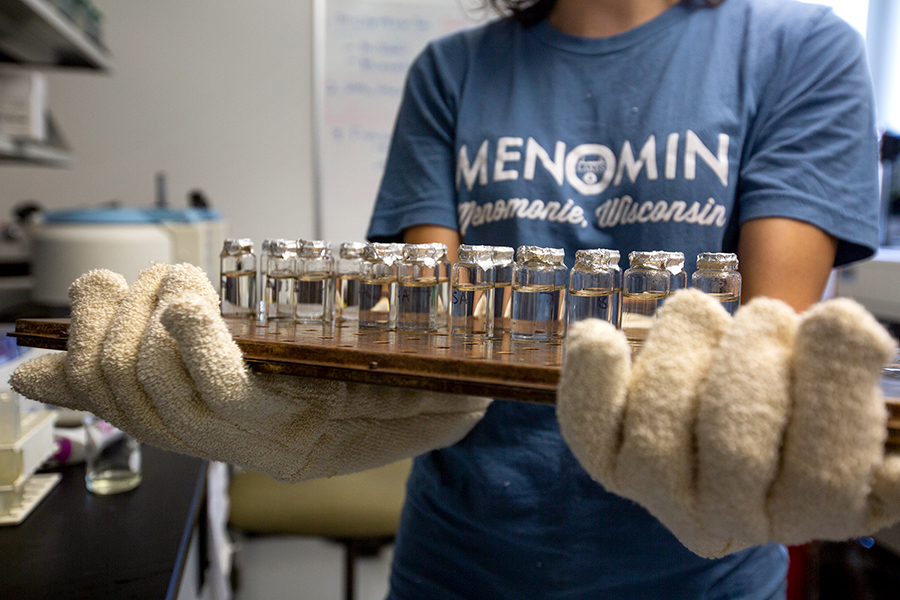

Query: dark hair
486,0,726,27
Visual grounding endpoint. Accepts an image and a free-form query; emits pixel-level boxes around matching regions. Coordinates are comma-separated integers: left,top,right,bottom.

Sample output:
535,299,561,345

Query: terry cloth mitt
557,288,900,558
10,264,491,481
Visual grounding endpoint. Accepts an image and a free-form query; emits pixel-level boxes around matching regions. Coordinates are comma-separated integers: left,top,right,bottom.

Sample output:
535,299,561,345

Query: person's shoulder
708,0,866,76
720,0,860,44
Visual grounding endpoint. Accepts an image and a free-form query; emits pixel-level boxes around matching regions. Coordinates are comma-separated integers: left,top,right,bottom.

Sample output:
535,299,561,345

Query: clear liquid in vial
621,291,667,347
510,284,566,341
568,288,620,325
336,274,362,321
221,270,257,318
492,282,513,333
294,273,330,322
263,270,295,321
359,278,396,329
707,292,740,316
397,280,437,331
451,283,494,338
84,417,141,495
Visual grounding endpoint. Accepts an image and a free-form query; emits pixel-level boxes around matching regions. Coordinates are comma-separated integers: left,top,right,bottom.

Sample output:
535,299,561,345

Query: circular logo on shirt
575,156,606,185
565,144,617,195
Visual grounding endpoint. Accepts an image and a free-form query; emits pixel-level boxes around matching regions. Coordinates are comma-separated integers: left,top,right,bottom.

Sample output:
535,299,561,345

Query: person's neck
546,0,681,38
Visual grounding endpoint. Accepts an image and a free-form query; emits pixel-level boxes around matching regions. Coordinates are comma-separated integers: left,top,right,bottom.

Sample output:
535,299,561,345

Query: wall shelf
0,112,70,166
0,0,111,71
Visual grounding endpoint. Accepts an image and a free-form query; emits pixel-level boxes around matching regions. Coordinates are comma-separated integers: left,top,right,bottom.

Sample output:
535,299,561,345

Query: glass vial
84,414,142,495
294,240,334,323
621,251,670,347
692,252,741,315
510,246,568,342
220,238,257,318
664,251,688,293
451,245,495,339
260,239,298,322
568,249,621,325
429,243,452,329
335,242,366,322
398,244,439,331
359,243,401,329
490,246,515,336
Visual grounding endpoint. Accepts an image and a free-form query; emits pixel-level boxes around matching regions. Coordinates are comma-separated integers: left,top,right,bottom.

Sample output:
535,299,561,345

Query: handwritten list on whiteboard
319,0,487,242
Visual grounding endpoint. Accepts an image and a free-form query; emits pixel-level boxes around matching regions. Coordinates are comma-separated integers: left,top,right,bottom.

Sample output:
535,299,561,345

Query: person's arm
736,216,838,313
403,225,462,265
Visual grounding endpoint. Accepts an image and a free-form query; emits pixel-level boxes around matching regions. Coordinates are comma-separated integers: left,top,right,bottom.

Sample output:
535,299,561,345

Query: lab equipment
84,414,142,495
398,244,439,331
295,240,334,324
621,251,670,347
220,238,257,318
510,246,568,342
491,246,515,335
359,243,401,329
335,242,366,321
260,238,298,322
692,252,741,315
429,243,452,329
665,251,688,292
451,245,495,339
568,248,621,326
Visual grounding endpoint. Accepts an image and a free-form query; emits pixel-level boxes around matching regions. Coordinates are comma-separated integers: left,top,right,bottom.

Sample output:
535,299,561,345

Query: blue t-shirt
368,1,879,598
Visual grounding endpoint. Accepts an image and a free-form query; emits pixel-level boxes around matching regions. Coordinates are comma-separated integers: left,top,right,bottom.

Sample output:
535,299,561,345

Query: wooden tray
9,318,563,404
10,319,900,421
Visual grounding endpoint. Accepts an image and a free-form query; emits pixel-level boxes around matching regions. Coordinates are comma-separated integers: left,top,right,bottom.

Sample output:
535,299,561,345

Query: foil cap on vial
517,245,565,266
696,252,739,271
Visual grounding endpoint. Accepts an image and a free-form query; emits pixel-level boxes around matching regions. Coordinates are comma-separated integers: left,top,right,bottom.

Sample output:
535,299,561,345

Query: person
366,0,880,597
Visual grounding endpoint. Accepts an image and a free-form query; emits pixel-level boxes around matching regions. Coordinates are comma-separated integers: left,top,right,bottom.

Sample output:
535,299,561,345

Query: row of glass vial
452,246,741,344
218,238,453,327
220,239,741,344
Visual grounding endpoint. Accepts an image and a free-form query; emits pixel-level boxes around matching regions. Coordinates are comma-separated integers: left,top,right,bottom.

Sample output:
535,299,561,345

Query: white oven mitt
9,264,490,481
557,289,900,558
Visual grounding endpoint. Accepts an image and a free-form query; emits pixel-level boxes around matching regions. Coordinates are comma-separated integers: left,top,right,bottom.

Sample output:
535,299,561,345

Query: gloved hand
557,289,900,558
10,264,490,481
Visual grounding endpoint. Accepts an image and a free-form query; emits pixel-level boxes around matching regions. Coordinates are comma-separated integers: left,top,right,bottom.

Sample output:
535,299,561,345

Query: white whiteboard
314,0,491,243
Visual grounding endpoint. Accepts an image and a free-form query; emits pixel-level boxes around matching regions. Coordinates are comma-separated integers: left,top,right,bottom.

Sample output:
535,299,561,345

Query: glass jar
664,251,688,292
567,248,621,325
692,252,741,315
510,246,568,342
621,251,670,348
84,414,142,495
260,239,298,322
490,246,515,336
398,244,439,331
451,245,495,339
429,243,452,329
335,242,366,321
219,238,257,318
294,240,334,323
359,243,401,329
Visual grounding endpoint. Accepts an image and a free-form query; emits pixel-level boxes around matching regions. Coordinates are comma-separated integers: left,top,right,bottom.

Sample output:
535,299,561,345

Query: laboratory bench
0,445,209,600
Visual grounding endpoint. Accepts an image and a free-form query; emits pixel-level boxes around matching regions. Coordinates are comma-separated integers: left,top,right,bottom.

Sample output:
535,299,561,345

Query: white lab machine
0,342,59,525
